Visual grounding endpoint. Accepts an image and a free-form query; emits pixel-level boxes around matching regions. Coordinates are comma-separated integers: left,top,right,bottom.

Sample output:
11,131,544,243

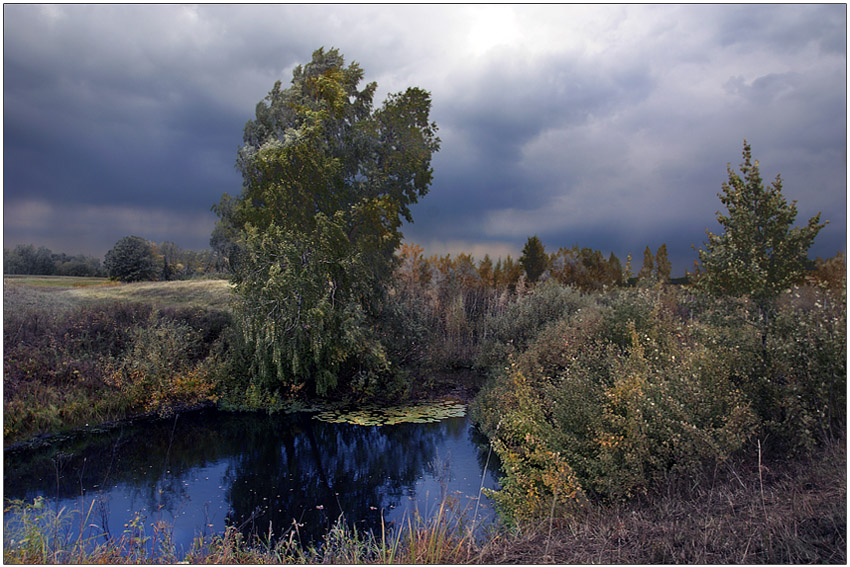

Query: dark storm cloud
3,4,845,275
714,3,846,55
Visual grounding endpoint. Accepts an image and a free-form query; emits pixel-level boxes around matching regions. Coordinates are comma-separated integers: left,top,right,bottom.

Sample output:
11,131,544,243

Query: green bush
763,287,846,452
476,281,592,372
474,285,759,517
104,235,158,282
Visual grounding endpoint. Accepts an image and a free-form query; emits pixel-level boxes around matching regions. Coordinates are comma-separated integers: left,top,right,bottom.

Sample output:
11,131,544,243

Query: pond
4,406,501,557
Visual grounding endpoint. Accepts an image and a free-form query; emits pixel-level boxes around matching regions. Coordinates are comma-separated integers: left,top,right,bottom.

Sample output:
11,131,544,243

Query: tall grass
476,435,846,564
4,489,488,564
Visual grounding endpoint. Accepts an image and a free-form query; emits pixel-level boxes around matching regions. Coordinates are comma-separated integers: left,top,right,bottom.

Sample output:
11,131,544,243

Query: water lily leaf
313,400,467,426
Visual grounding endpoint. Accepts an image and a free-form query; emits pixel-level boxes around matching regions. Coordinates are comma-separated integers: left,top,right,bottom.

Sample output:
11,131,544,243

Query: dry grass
4,275,113,288
64,279,234,310
477,437,846,564
3,278,233,443
4,276,234,311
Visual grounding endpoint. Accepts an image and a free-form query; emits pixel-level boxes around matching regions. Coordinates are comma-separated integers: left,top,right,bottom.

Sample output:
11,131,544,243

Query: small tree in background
104,235,157,282
697,140,826,311
519,236,548,284
607,252,625,285
654,244,672,283
637,245,655,284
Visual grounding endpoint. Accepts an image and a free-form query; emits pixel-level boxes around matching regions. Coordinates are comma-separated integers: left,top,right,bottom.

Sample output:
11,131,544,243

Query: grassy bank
3,277,233,443
478,434,845,564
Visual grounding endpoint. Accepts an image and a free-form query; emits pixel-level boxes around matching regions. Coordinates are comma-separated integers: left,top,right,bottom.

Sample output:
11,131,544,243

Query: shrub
104,314,220,415
474,286,759,517
104,235,157,282
763,286,846,452
477,281,592,372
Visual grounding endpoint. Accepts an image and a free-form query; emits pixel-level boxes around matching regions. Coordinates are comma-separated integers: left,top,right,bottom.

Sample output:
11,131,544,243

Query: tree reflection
4,408,495,547
221,412,447,542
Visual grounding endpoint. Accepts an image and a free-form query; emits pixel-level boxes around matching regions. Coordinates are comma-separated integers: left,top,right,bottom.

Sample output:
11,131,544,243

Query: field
4,275,233,310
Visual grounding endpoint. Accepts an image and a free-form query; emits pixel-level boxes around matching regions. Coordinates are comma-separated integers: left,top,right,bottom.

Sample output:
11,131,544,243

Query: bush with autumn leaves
472,280,845,520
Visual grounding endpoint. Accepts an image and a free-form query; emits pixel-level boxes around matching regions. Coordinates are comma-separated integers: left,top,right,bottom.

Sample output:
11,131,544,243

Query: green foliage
104,235,158,282
105,311,223,415
696,140,826,307
4,244,104,277
519,235,548,283
474,276,845,520
474,285,774,517
476,281,592,372
763,288,846,452
217,47,439,397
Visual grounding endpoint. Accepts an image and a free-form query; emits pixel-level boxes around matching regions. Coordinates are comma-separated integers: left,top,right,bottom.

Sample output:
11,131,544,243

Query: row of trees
103,236,227,282
395,238,673,296
4,244,105,277
4,238,227,282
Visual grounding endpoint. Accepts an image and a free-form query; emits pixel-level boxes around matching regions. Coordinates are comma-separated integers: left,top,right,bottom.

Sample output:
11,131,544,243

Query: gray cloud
3,4,845,275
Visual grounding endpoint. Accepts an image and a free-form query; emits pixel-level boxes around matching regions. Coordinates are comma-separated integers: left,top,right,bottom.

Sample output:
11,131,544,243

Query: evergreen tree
637,245,655,283
519,236,548,283
697,140,826,310
654,244,672,283
608,252,625,285
478,254,494,288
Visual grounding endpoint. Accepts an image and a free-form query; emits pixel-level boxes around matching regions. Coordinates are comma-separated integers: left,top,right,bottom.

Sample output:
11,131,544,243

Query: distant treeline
396,239,676,294
4,239,227,280
3,244,105,277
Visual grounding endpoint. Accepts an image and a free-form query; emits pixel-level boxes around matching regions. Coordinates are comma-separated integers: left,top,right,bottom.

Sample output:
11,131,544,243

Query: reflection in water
4,408,501,555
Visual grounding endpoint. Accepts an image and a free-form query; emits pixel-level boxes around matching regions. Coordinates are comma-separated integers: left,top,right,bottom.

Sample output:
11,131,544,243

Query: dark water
4,408,501,556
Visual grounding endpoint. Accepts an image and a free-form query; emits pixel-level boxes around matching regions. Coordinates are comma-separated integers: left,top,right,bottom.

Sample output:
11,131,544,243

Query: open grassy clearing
4,275,113,288
64,279,234,310
4,276,234,311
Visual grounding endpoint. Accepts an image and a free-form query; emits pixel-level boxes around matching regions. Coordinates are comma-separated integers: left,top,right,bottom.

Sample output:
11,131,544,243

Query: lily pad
313,400,467,426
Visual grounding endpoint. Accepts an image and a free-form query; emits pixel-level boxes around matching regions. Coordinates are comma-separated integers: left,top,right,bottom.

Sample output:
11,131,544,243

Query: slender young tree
608,252,625,286
654,244,672,283
637,245,655,283
697,140,826,311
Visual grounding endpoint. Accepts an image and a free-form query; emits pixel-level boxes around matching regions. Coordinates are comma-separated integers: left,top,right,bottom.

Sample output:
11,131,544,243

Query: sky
4,4,846,277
